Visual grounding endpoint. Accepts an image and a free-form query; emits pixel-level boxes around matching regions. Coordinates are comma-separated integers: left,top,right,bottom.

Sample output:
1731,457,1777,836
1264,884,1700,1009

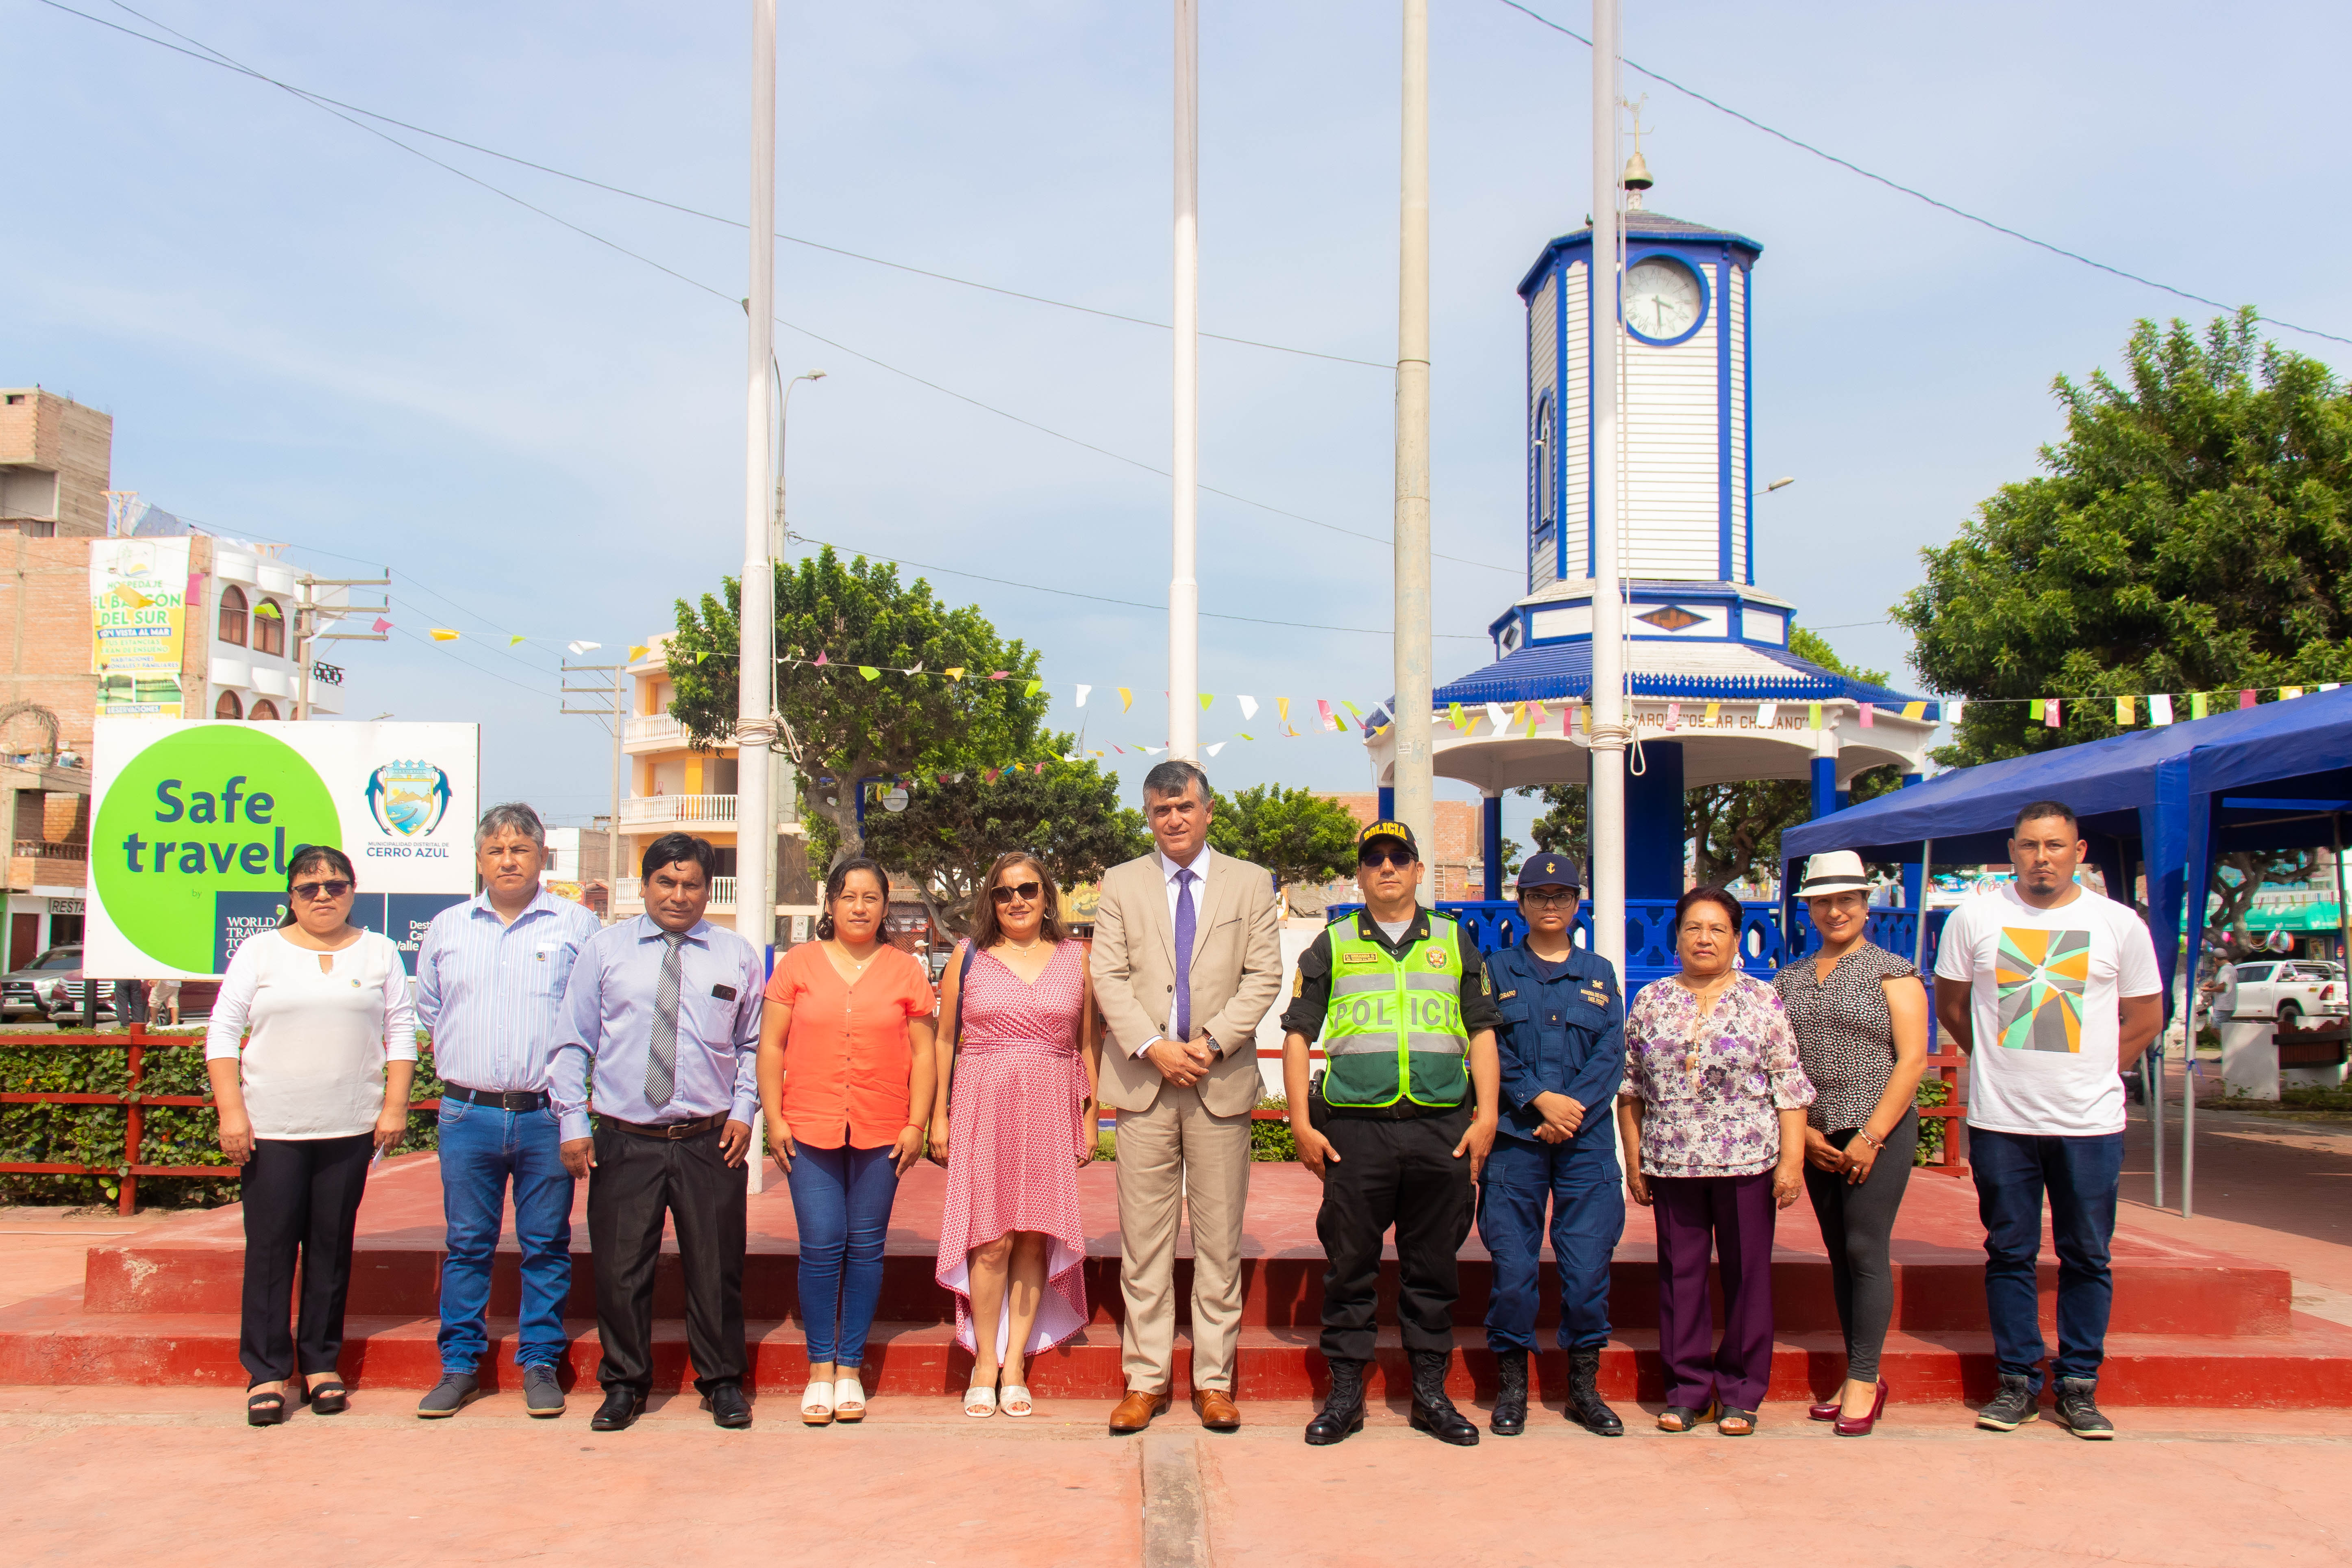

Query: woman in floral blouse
1615,886,1814,1436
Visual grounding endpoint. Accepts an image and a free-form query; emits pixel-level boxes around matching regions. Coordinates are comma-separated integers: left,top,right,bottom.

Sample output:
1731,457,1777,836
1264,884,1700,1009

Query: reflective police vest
1320,912,1472,1109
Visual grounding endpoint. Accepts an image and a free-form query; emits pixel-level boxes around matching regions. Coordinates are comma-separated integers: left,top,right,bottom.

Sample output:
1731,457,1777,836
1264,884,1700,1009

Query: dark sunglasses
1358,849,1416,870
990,881,1044,905
292,880,352,901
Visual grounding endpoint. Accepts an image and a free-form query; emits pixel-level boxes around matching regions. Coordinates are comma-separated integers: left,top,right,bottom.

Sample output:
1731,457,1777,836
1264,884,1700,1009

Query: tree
1206,785,1360,890
666,547,1052,865
857,759,1149,939
1894,311,2352,769
1893,311,2349,941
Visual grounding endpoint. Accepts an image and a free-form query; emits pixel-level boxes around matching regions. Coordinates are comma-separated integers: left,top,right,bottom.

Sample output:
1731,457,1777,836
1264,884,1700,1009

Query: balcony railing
625,714,729,748
618,794,738,828
614,875,737,910
13,841,88,862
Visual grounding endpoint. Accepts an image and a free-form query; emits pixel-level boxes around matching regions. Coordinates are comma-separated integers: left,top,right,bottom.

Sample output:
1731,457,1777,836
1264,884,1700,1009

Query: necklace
831,941,878,972
1001,935,1047,953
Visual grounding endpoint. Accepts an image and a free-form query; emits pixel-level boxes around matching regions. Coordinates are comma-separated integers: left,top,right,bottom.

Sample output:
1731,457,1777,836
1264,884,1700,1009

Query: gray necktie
646,931,683,1109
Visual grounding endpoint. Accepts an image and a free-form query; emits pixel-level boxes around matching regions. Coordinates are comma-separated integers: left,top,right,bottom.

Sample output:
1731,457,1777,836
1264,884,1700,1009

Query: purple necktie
1173,866,1197,1040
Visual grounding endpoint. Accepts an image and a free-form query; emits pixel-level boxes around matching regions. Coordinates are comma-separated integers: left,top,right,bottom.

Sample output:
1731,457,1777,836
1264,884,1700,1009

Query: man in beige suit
1091,759,1283,1434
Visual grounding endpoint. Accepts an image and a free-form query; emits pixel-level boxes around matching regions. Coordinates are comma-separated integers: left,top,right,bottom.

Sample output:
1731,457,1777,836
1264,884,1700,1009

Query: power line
1492,0,2351,349
790,533,1486,639
43,0,1389,370
48,0,1515,575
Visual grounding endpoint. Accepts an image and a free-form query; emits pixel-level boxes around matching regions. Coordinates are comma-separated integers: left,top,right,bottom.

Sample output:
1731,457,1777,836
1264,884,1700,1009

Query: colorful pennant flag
1025,679,1043,697
2191,692,2209,719
252,601,282,620
1238,696,1259,721
372,618,393,634
2115,696,2134,724
945,667,965,681
1665,701,1681,731
1756,702,1776,726
1704,701,1720,724
1901,701,1926,721
566,639,598,655
430,629,460,642
1317,699,1336,729
2044,699,2062,728
2150,694,2175,726
2282,685,2304,700
1486,701,1510,732
1945,699,1964,727
1277,697,1290,725
1075,684,1092,707
1858,702,1875,729
2029,698,2045,722
813,651,828,666
859,666,881,681
2240,689,2258,709
1205,742,1227,757
1199,693,1214,711
989,670,1010,680
508,635,526,647
1807,702,1823,729
1119,686,1133,712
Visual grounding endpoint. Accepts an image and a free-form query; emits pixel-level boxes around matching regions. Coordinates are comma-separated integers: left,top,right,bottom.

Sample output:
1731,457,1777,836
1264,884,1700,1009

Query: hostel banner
87,719,480,979
90,538,193,718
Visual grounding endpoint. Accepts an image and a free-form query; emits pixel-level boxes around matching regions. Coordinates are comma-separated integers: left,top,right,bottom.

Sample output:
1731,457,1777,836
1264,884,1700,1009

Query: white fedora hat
1795,850,1871,898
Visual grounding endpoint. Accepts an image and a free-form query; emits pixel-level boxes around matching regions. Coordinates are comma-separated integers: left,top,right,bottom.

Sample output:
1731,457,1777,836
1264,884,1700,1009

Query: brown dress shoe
1109,1389,1171,1434
1192,1388,1241,1431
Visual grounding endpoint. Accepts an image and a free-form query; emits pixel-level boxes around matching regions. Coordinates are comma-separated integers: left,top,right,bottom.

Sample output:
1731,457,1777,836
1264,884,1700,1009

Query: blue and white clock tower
1365,161,1938,927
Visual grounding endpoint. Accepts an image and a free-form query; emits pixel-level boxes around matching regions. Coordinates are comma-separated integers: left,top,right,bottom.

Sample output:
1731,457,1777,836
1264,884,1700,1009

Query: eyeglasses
1521,888,1580,908
292,880,352,901
990,881,1043,905
1358,850,1415,870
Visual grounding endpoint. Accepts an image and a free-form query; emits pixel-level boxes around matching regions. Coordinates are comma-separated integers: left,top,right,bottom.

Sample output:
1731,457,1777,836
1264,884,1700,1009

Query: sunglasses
292,880,352,901
1358,849,1416,870
990,881,1044,905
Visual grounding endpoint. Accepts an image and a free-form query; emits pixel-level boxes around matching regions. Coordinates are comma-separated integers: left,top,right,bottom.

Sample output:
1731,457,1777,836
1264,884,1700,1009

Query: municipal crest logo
366,759,453,837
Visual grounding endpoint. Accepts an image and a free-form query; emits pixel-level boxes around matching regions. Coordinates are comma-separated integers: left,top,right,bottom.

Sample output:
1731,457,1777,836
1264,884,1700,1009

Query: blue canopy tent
1782,686,2352,1216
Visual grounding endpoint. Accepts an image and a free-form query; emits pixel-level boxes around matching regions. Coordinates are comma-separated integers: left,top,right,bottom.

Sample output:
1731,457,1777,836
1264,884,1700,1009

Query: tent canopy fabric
1781,687,2352,1009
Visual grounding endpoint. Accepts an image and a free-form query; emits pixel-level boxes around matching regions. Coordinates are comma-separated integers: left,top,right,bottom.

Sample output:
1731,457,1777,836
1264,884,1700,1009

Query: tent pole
1910,838,1934,969
2333,813,2349,997
2147,844,2163,1210
2182,976,2198,1218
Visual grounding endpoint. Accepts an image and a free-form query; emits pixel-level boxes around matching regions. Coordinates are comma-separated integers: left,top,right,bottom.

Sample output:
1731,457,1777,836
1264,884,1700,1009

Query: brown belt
604,1110,728,1140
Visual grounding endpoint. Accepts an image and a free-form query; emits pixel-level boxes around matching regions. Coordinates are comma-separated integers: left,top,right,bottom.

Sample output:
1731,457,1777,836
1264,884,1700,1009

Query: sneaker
2052,1377,2115,1439
1976,1373,2038,1431
522,1364,566,1418
416,1372,478,1420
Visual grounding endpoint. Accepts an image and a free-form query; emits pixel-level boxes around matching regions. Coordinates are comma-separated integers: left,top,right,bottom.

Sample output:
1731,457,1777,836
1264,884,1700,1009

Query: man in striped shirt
412,802,603,1420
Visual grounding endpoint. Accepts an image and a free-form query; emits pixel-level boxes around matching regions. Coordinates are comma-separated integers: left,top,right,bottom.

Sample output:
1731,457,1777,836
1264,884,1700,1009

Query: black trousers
587,1120,748,1395
1800,1110,1918,1383
238,1133,373,1387
1314,1105,1475,1363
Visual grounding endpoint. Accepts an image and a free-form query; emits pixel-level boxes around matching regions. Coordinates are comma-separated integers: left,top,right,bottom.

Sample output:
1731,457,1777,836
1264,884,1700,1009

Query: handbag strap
949,938,979,1050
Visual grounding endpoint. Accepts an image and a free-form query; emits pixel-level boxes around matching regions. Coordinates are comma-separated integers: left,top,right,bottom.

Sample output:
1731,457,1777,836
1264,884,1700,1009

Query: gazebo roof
1428,638,1932,713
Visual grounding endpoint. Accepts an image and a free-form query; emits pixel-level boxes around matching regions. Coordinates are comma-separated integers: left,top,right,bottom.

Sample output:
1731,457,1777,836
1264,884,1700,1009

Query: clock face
1623,256,1703,341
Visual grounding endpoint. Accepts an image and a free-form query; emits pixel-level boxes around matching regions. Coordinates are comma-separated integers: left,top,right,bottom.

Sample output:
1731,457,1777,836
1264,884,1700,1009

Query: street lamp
772,368,827,557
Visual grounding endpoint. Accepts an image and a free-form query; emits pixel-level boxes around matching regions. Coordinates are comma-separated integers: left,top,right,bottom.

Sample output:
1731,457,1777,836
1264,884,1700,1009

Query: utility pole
293,573,389,720
1587,0,1627,983
559,660,628,925
1168,0,1200,761
1392,0,1435,891
737,0,779,966
771,368,824,845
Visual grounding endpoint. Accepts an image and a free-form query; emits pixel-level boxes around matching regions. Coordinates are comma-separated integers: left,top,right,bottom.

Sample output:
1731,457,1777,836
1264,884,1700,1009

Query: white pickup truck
2217,959,2349,1027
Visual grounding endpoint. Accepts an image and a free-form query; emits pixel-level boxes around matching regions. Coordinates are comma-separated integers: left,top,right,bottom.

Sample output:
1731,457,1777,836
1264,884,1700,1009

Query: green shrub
1251,1096,1297,1162
0,1033,442,1209
1914,1077,1950,1166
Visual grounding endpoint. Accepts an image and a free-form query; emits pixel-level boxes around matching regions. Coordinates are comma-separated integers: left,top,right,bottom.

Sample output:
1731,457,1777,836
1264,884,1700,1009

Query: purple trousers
1651,1171,1776,1411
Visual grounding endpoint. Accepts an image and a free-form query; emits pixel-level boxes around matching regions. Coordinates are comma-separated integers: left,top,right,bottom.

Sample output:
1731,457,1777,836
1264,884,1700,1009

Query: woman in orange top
757,856,938,1427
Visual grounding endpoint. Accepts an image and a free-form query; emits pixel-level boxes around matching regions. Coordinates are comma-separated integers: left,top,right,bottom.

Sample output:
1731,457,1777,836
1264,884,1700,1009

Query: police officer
1282,820,1502,1447
1478,852,1626,1437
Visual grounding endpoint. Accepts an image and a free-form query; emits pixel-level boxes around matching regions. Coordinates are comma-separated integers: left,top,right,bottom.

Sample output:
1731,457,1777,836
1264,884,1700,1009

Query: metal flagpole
739,0,779,1194
1392,0,1435,890
1588,0,1627,983
1168,0,1200,761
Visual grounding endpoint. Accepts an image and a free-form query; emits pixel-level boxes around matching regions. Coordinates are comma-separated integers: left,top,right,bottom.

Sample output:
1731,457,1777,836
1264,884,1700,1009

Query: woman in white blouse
205,846,417,1425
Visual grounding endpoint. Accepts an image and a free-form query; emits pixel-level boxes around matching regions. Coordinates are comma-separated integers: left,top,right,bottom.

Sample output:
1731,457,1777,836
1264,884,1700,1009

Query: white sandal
832,1371,866,1422
800,1380,835,1426
963,1383,998,1419
999,1383,1035,1418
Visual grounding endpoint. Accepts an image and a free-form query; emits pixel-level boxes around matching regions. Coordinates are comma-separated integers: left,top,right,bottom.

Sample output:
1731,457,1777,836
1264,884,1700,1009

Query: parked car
2,944,85,1022
2218,959,2348,1027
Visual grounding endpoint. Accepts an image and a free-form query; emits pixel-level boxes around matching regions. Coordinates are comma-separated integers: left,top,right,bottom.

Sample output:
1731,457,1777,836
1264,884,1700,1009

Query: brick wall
1295,792,1488,911
0,390,113,538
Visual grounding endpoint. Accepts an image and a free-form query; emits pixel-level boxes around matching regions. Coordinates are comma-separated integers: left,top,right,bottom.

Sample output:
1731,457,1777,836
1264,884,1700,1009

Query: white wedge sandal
800,1379,835,1426
963,1382,998,1419
999,1383,1035,1418
833,1371,867,1422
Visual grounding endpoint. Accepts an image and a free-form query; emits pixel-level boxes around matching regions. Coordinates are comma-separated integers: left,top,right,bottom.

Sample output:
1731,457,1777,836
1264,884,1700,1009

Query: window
1533,393,1555,528
248,699,281,722
218,585,248,648
214,690,243,720
253,598,285,657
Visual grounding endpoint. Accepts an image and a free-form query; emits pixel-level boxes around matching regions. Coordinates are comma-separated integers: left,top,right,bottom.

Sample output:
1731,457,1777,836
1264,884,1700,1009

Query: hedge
0,1031,444,1209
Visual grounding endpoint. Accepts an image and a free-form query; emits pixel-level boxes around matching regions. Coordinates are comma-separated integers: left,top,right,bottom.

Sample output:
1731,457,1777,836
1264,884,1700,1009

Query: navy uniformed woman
1477,852,1627,1436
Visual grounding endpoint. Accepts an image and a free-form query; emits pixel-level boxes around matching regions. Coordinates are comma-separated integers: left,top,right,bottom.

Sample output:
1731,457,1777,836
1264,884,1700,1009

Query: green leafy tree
857,758,1149,938
1892,311,2349,949
1206,784,1360,890
666,548,1052,865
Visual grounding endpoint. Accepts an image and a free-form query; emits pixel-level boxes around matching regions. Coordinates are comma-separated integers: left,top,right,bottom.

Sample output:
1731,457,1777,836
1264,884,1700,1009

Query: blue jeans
1971,1127,2125,1390
787,1144,901,1367
1477,1130,1624,1354
436,1098,574,1374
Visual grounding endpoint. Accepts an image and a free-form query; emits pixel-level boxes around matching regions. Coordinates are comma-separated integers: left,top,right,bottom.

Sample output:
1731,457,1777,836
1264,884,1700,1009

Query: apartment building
611,637,818,935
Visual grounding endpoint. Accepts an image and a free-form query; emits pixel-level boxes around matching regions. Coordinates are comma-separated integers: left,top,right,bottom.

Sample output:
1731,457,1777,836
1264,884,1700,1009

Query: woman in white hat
1771,850,1929,1436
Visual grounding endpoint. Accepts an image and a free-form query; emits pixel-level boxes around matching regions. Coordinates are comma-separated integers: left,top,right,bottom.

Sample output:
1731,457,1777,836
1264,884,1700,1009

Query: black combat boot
1490,1348,1528,1435
1304,1357,1366,1446
1407,1350,1480,1446
1564,1346,1623,1435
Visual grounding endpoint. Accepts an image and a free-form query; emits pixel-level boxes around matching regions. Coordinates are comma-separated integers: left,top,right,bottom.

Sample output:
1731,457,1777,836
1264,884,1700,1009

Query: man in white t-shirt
1934,800,2163,1440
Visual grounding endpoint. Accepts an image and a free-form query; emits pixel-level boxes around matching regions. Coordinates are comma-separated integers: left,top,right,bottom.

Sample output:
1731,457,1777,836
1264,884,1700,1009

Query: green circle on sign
92,726,341,972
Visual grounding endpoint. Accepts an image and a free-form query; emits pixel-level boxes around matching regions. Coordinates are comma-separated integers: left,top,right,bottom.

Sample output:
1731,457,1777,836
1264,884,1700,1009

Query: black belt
444,1085,550,1111
1324,1100,1468,1122
605,1110,728,1140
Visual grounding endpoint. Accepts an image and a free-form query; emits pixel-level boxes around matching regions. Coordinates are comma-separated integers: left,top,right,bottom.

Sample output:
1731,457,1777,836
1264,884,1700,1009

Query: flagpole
738,0,778,1192
1169,0,1201,761
1392,0,1436,888
1588,0,1627,984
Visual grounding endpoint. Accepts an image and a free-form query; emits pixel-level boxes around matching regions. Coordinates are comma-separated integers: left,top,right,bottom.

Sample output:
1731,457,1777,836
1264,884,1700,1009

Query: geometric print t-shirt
1934,883,2163,1137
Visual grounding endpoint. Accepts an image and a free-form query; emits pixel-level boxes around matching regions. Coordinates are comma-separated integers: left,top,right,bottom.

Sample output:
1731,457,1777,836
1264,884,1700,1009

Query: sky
8,0,2348,846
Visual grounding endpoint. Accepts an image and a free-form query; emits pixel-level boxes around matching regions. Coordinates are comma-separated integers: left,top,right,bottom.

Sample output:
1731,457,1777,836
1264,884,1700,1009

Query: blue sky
8,0,2347,844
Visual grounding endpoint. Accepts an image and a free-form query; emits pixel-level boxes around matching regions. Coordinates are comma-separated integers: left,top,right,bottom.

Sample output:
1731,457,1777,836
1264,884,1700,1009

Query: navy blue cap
1517,852,1583,892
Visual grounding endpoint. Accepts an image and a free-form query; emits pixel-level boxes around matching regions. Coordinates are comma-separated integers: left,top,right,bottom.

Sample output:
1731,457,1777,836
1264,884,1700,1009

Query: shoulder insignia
1497,989,1516,1001
1292,969,1305,998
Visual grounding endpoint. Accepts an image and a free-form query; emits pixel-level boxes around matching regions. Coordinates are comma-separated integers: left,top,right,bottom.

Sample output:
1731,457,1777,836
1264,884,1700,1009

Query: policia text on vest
1279,905,1504,1440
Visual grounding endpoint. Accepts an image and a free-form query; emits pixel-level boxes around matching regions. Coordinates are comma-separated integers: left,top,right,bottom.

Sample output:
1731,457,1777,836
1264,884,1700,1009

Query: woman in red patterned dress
932,851,1101,1418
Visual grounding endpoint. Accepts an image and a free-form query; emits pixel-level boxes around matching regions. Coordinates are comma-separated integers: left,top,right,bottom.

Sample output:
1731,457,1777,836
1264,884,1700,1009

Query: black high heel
246,1389,288,1427
305,1378,349,1415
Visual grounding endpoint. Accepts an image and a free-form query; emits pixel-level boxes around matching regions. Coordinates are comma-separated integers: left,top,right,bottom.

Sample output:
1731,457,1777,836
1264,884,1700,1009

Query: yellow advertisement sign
91,539,192,717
